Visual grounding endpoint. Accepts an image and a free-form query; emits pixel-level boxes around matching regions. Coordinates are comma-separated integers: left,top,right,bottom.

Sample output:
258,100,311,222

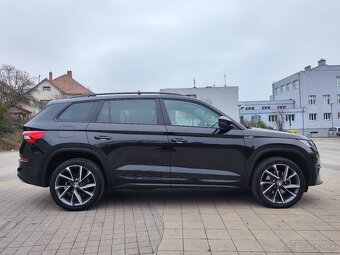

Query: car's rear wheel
49,158,104,211
251,157,305,208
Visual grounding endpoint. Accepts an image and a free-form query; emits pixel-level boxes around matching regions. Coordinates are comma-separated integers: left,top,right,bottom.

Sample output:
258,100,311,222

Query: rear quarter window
57,101,97,122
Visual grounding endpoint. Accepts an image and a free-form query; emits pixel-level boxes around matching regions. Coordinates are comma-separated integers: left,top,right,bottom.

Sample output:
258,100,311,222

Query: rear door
86,98,171,188
161,99,246,187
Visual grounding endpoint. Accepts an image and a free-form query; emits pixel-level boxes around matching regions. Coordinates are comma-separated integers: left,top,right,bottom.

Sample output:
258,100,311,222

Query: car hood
242,128,307,140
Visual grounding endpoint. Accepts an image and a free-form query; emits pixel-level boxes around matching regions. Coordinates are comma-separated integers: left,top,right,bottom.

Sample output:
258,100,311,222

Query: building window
245,107,254,110
323,95,331,105
323,113,331,120
337,76,340,86
293,80,299,89
338,113,340,120
277,105,286,109
42,86,51,91
286,114,295,122
337,94,340,104
262,106,270,110
308,95,316,105
251,115,261,122
287,83,292,91
269,115,277,122
309,113,317,121
185,94,196,98
275,88,280,95
280,86,285,93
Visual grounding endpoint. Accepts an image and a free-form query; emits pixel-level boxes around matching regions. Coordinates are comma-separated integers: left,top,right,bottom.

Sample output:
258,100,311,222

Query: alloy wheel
54,165,96,206
260,164,300,204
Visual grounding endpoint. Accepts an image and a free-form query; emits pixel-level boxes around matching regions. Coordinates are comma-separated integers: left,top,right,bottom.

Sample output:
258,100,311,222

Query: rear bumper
17,161,46,187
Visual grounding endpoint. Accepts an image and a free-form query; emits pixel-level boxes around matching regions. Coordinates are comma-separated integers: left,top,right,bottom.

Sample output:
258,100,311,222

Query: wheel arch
43,148,110,190
245,147,312,191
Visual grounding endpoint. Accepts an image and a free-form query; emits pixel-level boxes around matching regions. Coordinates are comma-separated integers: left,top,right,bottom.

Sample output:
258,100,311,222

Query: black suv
18,92,322,210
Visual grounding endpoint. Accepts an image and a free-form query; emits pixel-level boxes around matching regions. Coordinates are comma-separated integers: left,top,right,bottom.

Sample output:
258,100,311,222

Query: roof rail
87,91,184,97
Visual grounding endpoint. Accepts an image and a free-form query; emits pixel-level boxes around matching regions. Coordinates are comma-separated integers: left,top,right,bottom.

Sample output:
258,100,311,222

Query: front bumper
310,148,322,186
315,172,323,185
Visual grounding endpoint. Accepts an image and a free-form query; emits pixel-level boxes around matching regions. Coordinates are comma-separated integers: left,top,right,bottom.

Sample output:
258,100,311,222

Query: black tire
251,157,305,208
49,158,105,211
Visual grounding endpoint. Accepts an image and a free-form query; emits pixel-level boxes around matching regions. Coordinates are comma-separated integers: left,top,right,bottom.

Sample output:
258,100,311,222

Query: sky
1,0,340,100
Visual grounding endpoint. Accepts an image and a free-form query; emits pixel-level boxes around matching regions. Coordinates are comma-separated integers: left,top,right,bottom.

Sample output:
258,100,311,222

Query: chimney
304,65,311,71
67,70,72,78
48,71,53,81
318,59,326,66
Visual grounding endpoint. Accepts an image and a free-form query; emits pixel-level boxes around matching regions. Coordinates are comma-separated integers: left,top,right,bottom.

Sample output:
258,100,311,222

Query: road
0,138,340,254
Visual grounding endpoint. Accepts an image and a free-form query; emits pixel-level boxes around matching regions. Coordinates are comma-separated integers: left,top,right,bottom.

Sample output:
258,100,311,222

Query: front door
161,99,246,187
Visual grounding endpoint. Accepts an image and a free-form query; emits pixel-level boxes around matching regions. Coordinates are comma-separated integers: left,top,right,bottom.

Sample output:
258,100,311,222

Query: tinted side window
164,100,219,127
96,99,157,125
57,102,97,122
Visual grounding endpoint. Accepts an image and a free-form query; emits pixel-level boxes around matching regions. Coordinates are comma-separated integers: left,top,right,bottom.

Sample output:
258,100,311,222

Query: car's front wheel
49,158,105,211
251,157,305,208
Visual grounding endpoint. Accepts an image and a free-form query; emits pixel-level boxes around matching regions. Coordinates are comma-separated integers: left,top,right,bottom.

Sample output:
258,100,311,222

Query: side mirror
218,116,233,130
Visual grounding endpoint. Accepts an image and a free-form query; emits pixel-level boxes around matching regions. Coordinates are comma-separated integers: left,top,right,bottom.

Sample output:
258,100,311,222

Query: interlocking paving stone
0,180,163,255
2,138,340,254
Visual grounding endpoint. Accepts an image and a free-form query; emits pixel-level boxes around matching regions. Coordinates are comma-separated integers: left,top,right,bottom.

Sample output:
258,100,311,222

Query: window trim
55,101,99,123
323,112,331,121
323,94,331,105
309,113,317,121
42,86,51,91
160,98,240,130
93,98,163,126
336,76,340,86
308,95,316,105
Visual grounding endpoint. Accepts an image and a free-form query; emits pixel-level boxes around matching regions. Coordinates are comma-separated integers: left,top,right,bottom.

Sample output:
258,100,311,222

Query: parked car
18,92,322,210
328,127,340,136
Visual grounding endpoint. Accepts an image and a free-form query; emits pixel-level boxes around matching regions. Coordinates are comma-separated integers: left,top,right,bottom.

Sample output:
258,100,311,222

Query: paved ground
0,138,340,254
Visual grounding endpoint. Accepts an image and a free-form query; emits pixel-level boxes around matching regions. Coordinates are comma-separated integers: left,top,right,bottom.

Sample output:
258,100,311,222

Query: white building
160,86,239,120
239,99,303,130
240,59,340,136
22,70,92,115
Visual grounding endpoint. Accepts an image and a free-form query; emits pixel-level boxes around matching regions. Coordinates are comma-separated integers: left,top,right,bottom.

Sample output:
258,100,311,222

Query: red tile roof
51,73,92,95
8,105,31,114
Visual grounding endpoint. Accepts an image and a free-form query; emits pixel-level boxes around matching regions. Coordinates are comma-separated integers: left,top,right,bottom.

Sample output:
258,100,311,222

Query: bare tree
0,65,36,107
275,110,285,131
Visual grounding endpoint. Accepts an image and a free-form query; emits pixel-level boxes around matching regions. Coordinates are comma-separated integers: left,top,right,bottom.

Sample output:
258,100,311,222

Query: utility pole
224,74,227,87
193,78,196,88
331,102,334,135
302,107,305,136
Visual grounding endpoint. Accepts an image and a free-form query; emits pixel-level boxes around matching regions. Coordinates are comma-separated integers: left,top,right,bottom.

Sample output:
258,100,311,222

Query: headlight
298,139,317,150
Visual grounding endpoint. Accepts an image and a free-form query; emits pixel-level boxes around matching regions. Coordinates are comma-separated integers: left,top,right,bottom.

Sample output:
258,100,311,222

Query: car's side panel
86,123,171,188
165,126,246,187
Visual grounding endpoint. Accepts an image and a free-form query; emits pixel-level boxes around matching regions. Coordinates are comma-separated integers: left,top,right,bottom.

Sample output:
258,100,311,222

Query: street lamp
330,102,334,135
237,103,244,123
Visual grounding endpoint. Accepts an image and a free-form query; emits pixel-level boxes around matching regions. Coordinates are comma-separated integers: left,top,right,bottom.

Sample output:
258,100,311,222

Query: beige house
21,70,92,116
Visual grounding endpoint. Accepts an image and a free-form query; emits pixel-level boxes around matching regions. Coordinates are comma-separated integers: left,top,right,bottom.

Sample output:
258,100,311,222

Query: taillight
23,131,46,143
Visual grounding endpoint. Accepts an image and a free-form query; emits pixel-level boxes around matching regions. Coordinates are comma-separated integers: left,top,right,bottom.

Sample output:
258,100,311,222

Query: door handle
171,138,187,143
94,135,111,140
